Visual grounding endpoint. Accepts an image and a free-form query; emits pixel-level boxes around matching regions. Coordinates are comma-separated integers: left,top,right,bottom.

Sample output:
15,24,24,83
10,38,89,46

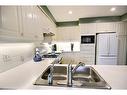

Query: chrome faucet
67,62,85,87
72,62,85,73
67,63,72,87
48,61,56,85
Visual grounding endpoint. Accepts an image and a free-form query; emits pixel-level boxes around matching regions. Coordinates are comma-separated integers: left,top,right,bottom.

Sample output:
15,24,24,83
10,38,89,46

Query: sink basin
34,65,111,89
72,66,111,89
34,65,67,86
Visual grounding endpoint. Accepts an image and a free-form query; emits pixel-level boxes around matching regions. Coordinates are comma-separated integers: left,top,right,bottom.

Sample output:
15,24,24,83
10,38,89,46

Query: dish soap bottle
33,48,42,62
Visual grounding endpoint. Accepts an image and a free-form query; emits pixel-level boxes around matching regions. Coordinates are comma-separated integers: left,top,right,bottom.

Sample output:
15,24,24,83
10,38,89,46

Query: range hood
43,32,55,37
43,32,55,43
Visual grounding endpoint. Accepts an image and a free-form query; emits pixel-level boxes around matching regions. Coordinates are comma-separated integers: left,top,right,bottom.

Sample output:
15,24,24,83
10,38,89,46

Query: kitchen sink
72,66,111,89
34,65,111,89
34,65,67,86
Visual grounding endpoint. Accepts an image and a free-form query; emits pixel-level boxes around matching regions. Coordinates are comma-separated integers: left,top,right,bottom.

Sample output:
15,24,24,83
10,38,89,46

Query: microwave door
81,35,95,44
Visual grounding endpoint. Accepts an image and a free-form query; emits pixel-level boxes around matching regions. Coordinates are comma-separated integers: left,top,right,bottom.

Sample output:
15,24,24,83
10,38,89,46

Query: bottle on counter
33,48,42,62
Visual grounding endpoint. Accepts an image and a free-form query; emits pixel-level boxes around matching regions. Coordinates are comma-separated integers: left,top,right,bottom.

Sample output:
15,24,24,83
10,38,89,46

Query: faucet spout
72,62,85,73
67,63,72,87
67,62,85,87
48,61,56,85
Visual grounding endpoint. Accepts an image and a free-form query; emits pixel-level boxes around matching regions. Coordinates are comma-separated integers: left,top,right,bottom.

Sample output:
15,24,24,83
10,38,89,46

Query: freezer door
98,57,117,65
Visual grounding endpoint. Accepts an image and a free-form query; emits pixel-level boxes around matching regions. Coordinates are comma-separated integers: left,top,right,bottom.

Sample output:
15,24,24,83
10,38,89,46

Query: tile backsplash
0,43,35,73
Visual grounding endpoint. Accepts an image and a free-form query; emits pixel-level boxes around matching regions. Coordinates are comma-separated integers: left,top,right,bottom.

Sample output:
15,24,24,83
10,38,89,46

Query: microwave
81,35,95,44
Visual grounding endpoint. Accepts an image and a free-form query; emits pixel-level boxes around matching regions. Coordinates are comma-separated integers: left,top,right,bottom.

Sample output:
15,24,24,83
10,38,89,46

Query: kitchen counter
0,58,127,89
0,58,55,89
93,65,127,89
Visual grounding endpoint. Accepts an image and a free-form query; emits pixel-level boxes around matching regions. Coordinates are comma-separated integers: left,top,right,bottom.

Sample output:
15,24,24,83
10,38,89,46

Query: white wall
0,43,35,73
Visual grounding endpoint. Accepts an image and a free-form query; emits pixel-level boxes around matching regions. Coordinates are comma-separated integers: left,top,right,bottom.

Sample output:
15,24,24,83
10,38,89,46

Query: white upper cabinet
115,22,127,36
21,6,36,39
80,23,96,35
21,6,56,41
0,6,56,42
32,7,43,40
56,26,80,42
0,6,19,36
96,22,116,32
80,22,127,35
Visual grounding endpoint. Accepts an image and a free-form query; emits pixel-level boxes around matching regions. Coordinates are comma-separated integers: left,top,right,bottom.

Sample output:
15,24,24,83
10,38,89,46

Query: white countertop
0,59,127,89
93,65,127,89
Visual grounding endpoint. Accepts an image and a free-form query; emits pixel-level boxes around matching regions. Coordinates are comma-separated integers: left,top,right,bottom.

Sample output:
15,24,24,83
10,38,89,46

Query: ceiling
47,6,127,22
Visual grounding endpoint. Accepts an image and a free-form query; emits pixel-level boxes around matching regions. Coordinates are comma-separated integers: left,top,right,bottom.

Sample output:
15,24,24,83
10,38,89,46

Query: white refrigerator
96,33,118,65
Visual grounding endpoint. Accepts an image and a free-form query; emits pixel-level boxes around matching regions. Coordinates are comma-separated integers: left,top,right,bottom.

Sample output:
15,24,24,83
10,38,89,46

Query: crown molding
38,6,127,27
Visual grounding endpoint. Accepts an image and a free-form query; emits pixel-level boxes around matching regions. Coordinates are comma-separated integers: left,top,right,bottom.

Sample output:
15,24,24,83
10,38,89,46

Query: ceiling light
110,7,116,12
68,11,72,14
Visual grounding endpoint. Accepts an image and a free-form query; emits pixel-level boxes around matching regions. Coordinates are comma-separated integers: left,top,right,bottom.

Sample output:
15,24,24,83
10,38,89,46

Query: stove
42,53,61,58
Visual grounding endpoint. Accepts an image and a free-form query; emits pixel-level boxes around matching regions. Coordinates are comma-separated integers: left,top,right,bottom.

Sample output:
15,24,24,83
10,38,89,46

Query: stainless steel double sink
34,65,111,89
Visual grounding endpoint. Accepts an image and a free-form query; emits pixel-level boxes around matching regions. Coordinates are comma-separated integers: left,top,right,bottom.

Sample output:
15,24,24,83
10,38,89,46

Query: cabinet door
96,22,115,32
32,7,42,40
80,23,96,34
96,23,107,32
21,6,35,39
116,22,127,36
0,6,19,35
21,6,56,41
35,7,50,41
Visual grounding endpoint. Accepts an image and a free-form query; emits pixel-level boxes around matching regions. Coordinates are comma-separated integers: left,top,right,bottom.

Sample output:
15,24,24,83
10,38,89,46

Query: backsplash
42,42,80,53
0,43,35,73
